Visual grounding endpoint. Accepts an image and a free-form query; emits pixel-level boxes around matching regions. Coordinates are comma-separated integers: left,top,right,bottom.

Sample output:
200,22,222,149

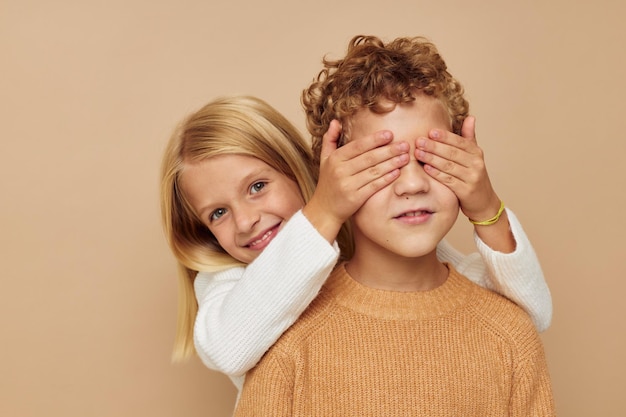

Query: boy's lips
245,224,280,250
394,209,433,224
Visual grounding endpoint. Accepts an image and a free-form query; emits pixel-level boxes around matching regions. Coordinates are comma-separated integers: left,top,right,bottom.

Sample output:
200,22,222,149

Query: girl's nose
233,203,260,233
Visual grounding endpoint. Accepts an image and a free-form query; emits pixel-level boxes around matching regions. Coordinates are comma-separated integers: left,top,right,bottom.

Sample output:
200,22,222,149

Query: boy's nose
393,160,431,197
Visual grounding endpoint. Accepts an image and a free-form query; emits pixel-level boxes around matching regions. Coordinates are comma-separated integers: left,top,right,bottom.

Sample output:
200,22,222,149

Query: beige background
2,0,625,416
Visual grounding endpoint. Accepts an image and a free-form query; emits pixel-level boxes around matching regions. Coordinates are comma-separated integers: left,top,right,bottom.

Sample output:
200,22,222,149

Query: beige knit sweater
234,264,555,416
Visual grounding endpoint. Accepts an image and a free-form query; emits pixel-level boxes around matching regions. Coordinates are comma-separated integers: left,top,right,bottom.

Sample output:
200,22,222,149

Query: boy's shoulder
264,266,358,352
458,270,540,346
260,284,337,360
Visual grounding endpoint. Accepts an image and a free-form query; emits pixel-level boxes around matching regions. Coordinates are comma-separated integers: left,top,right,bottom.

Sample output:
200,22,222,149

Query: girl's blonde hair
161,95,352,361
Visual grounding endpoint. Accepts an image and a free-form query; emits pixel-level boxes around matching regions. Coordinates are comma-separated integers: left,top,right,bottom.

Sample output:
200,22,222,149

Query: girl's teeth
251,230,272,246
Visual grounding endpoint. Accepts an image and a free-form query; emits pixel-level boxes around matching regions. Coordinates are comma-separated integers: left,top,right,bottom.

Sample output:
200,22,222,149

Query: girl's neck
345,250,448,292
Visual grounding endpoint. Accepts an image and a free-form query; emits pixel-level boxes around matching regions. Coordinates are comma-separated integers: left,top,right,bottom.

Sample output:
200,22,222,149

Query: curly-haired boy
234,35,555,417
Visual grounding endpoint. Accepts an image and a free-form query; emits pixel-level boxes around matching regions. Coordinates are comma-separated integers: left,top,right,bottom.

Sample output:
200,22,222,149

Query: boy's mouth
394,209,434,224
396,210,432,218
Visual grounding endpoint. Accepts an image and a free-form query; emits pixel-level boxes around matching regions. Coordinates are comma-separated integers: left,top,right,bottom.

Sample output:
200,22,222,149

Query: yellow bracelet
468,201,505,226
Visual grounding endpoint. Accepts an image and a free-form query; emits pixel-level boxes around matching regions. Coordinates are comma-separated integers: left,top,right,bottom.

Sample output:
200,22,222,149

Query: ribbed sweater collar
323,263,475,321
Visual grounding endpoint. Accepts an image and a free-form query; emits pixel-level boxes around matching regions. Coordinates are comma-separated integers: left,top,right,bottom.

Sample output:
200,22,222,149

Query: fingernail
430,130,440,139
417,138,426,149
396,141,409,151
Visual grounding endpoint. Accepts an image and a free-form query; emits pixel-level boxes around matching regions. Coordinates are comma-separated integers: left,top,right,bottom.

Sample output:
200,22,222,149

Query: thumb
461,115,477,142
320,120,342,161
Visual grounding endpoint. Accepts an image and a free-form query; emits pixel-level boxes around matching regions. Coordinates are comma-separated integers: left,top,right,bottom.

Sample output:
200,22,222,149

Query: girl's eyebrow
196,166,274,219
237,166,273,187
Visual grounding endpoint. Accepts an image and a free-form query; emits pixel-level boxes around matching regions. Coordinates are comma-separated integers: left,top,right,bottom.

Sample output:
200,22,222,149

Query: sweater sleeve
193,210,339,376
509,330,556,416
233,353,294,416
436,208,552,332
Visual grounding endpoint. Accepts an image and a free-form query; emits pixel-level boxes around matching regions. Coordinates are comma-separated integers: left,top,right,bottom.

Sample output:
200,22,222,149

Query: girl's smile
179,154,305,264
245,224,279,250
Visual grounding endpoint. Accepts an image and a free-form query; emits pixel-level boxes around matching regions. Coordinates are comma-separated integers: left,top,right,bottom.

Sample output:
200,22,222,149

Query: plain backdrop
2,1,625,416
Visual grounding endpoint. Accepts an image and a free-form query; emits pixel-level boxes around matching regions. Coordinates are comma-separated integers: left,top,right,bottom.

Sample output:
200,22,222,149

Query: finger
352,152,409,189
418,149,470,180
422,163,461,188
348,140,409,174
357,167,402,197
427,127,473,152
420,146,485,196
339,129,395,160
461,115,477,144
416,140,472,169
320,120,342,161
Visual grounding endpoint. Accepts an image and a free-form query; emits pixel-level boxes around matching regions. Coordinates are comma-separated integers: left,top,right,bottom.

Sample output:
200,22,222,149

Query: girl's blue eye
210,208,227,221
250,181,266,194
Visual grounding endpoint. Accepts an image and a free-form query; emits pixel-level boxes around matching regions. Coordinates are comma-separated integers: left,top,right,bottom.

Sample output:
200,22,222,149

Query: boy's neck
345,250,448,292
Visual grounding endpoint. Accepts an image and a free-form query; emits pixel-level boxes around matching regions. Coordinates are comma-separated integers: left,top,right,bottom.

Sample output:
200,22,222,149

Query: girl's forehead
182,153,272,177
179,154,269,204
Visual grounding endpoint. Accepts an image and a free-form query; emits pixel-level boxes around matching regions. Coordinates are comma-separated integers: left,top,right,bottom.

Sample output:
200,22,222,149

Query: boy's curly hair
302,35,469,167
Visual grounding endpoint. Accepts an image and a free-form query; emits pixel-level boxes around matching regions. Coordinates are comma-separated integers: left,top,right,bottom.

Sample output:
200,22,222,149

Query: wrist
302,201,343,244
472,209,515,253
468,200,505,226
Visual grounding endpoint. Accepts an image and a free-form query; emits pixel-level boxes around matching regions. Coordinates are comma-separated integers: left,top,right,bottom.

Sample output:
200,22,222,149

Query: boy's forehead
349,96,450,141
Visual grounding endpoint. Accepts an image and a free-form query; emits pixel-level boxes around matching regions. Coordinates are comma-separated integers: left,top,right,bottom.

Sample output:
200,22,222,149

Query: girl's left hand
415,116,501,222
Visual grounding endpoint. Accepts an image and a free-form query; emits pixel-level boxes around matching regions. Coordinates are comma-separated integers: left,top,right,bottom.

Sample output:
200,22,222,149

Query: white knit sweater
193,208,551,391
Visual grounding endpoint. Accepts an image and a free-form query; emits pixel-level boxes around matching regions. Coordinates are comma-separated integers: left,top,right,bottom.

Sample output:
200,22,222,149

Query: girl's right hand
303,120,409,243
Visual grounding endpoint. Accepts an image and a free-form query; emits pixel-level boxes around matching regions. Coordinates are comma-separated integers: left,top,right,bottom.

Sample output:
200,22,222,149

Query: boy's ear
337,131,346,148
337,121,351,147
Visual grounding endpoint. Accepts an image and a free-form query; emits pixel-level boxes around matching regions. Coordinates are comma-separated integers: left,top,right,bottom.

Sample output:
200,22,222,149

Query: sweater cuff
473,208,528,261
473,208,552,332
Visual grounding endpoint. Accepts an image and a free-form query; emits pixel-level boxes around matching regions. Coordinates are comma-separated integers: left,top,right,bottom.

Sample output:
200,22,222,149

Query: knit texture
234,264,555,416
